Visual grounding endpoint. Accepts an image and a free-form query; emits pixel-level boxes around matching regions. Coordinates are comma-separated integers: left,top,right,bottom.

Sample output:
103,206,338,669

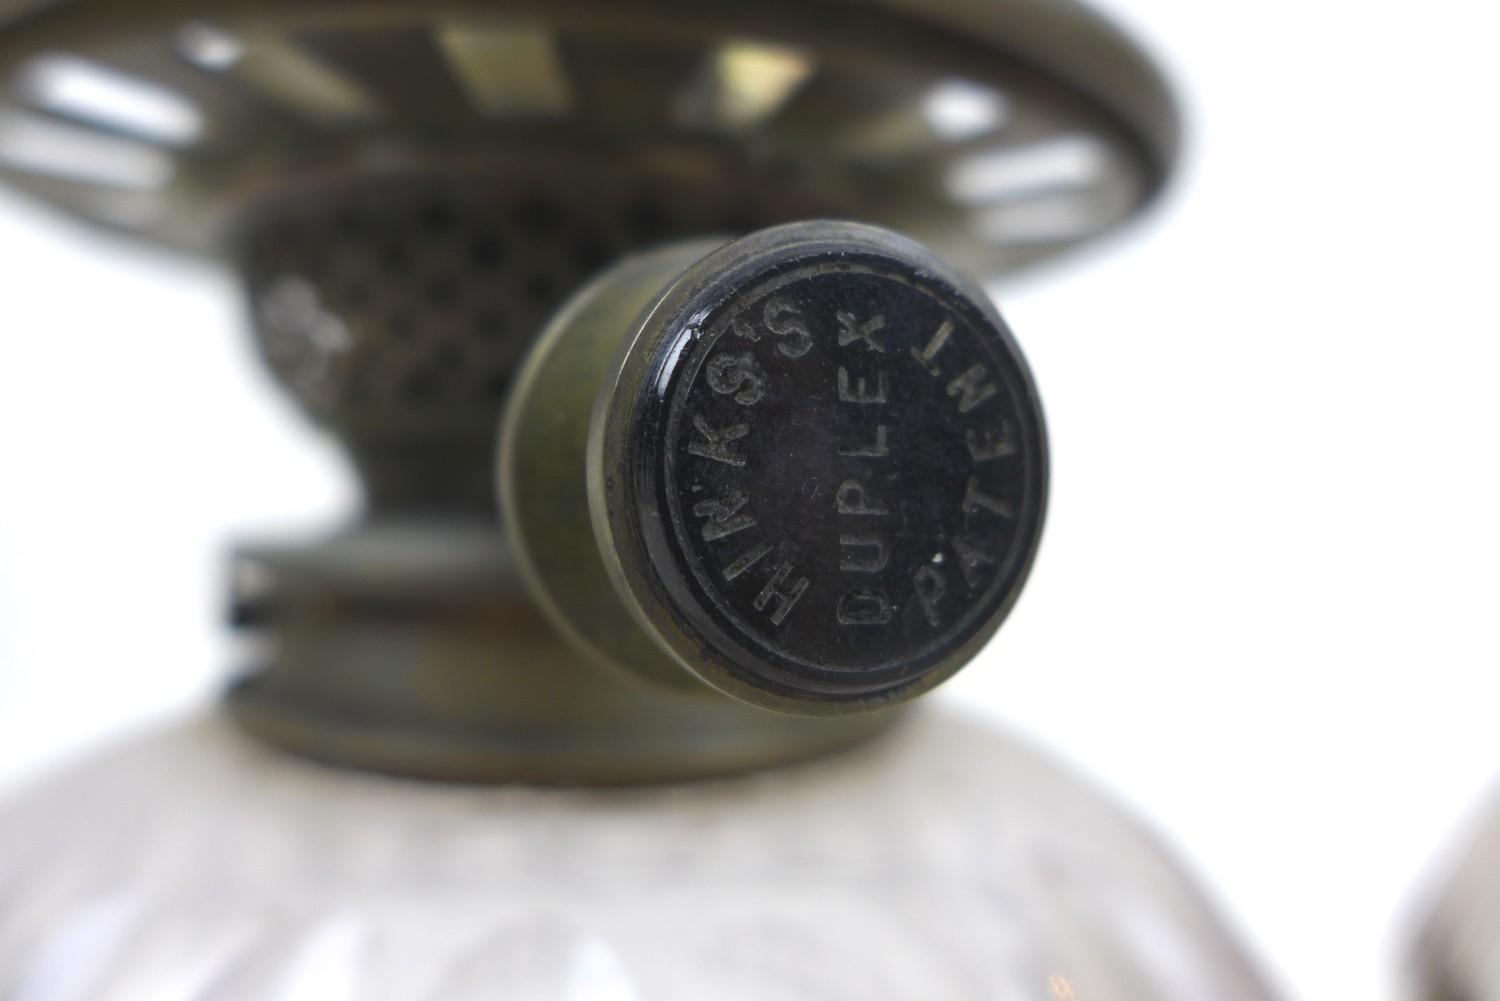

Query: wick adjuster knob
501,221,1047,716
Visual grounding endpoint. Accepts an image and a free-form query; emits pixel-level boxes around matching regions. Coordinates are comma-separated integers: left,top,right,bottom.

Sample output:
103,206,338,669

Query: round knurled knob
501,220,1047,716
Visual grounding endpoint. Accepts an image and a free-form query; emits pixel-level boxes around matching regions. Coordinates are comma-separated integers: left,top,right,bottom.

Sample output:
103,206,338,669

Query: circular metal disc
592,221,1046,713
0,0,1177,278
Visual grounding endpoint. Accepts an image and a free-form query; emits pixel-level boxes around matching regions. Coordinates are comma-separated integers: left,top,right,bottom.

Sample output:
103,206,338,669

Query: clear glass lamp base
0,709,1276,1001
1413,791,1500,1001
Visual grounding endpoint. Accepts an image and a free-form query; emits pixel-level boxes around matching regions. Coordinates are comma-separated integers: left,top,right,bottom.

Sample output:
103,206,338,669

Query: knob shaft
502,221,1047,715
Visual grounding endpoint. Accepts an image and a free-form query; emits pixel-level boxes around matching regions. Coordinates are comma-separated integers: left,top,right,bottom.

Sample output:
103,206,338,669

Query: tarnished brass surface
0,0,1177,777
234,171,826,517
228,521,890,783
0,0,1175,276
501,240,725,694
503,222,1046,716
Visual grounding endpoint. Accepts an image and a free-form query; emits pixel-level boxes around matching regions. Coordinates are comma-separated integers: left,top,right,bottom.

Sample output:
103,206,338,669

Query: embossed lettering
754,561,810,625
693,489,756,541
838,367,888,404
962,477,1014,518
839,425,889,457
837,589,894,626
705,352,766,406
913,565,947,627
763,297,813,359
836,479,889,516
967,424,1016,462
723,541,772,581
947,364,998,414
840,534,889,573
687,415,749,467
836,311,887,352
952,534,998,588
911,319,953,377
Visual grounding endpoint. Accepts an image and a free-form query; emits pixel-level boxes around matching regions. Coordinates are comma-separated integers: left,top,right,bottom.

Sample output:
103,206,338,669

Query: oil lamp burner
0,1,1280,998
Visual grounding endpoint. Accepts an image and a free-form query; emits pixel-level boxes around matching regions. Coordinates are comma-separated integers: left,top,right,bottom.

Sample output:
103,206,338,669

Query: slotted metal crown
0,0,1177,276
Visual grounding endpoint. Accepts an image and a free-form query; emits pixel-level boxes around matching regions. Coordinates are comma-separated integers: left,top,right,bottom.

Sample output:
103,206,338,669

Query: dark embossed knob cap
503,221,1047,716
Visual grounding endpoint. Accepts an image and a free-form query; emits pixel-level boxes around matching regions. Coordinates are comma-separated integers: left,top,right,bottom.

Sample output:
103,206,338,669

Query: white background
2,2,1498,1000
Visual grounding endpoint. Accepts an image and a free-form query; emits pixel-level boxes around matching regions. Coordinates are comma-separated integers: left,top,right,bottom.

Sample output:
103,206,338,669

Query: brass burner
0,0,1178,780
